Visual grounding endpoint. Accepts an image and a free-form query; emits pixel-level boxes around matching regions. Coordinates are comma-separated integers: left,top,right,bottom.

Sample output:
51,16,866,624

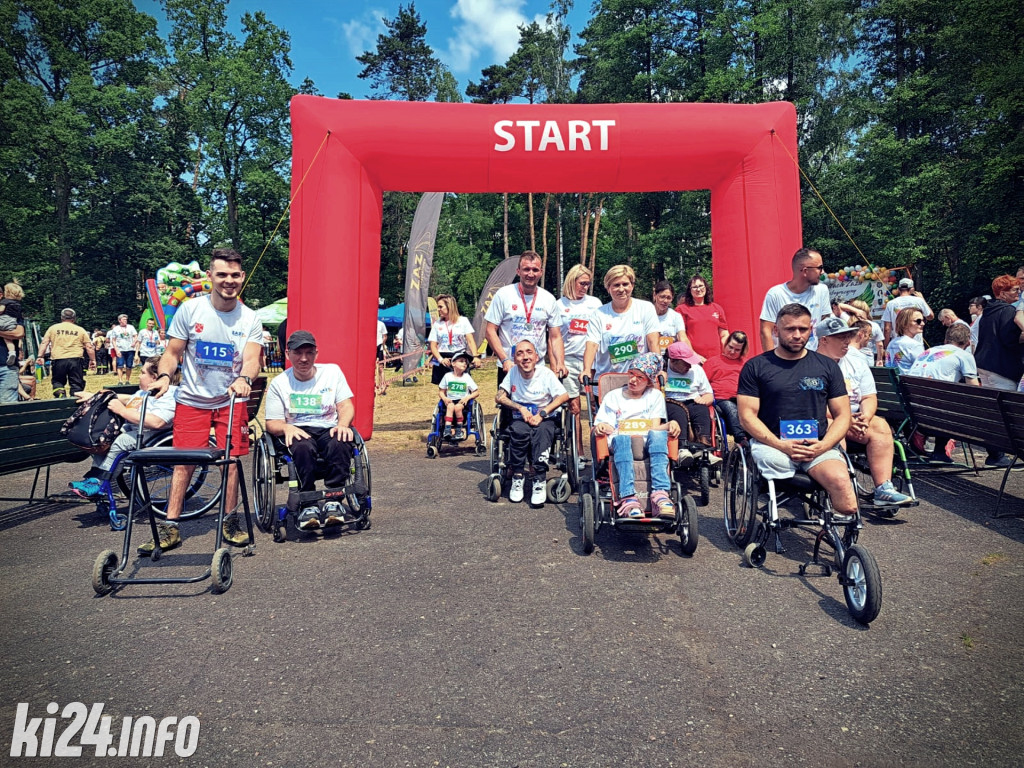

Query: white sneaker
297,506,320,530
323,501,346,526
509,475,525,503
531,478,546,506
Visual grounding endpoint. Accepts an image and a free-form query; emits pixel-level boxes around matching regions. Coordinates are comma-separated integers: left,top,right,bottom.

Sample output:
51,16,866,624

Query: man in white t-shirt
135,317,161,359
142,248,264,555
109,314,139,384
485,251,566,386
495,339,570,507
882,278,933,346
266,330,364,530
908,323,979,385
760,248,844,353
816,317,913,507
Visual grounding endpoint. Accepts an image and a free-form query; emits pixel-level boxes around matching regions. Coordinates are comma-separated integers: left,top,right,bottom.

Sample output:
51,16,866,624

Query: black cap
286,330,317,350
451,351,473,365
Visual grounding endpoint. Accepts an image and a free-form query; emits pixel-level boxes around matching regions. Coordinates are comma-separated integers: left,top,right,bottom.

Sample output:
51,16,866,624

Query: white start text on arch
493,119,616,152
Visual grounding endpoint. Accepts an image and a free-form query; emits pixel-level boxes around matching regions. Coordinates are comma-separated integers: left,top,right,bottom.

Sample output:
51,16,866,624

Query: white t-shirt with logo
908,344,978,383
123,386,178,437
137,328,160,358
665,364,712,403
656,309,686,338
838,352,876,413
428,316,475,354
265,363,353,431
109,324,138,353
760,282,831,351
585,299,660,376
557,295,602,361
169,295,264,409
439,371,478,402
881,295,933,331
485,283,560,360
594,386,667,438
499,365,566,418
885,335,925,374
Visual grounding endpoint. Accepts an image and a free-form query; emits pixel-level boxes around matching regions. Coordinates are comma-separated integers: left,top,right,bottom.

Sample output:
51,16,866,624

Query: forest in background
1,0,1021,341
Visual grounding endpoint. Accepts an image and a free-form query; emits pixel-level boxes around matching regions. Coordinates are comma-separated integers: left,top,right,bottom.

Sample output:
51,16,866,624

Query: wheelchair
90,429,222,530
577,373,699,556
721,442,882,624
484,405,577,504
425,397,487,458
667,400,726,507
251,426,371,542
92,391,256,596
846,437,919,517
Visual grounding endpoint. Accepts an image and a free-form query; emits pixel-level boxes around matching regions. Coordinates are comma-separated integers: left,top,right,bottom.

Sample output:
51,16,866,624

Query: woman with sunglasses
884,308,926,373
557,265,602,418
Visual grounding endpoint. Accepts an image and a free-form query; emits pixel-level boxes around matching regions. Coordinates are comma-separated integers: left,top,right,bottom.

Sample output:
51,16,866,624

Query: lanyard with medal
518,285,537,326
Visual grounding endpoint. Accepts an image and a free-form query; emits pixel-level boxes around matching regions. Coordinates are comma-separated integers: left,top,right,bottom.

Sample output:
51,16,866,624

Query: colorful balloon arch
288,98,804,438
145,261,212,331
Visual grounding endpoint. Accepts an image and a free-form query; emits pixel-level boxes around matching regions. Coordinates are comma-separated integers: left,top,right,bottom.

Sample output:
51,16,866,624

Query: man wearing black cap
264,330,361,529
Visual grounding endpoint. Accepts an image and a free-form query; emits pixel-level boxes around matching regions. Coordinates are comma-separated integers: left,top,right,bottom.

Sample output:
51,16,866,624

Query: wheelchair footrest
799,559,832,577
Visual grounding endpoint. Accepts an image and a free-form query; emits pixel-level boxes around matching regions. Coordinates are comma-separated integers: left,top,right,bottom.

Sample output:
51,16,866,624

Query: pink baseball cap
667,341,700,365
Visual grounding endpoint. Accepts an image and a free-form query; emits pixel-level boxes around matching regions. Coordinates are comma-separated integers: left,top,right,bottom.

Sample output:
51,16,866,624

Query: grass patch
980,553,1007,566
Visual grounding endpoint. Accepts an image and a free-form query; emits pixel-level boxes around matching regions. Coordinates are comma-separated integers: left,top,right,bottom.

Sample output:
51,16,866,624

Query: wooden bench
895,376,1021,517
869,366,912,434
0,384,142,504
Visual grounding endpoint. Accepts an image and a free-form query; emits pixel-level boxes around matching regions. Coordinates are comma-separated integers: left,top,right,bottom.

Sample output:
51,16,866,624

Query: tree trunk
54,166,72,305
580,193,593,265
590,197,604,275
541,193,550,285
528,192,535,252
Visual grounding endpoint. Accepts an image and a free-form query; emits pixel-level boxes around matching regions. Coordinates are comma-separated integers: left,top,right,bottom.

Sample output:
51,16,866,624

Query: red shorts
173,401,249,457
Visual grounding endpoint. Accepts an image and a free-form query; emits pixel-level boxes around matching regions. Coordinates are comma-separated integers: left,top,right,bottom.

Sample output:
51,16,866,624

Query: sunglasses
912,319,926,325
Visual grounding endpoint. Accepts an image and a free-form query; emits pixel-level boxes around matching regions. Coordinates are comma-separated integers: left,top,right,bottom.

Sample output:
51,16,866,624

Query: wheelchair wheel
252,435,279,533
698,465,711,507
485,475,502,502
115,432,221,520
842,544,882,624
723,448,757,547
580,492,595,554
851,452,874,501
426,444,439,459
489,415,502,474
353,435,371,494
678,494,699,556
547,476,571,504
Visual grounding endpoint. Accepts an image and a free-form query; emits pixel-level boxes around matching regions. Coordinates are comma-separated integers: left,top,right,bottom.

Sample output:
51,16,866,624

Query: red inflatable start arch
288,97,802,437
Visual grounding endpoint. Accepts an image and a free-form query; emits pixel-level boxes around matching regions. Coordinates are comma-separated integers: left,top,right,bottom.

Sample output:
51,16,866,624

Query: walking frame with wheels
722,442,882,625
576,374,699,557
92,391,256,596
251,427,371,543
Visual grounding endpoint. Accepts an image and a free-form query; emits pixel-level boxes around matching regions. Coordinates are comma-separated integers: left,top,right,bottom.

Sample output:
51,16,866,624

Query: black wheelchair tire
114,432,221,520
843,544,882,624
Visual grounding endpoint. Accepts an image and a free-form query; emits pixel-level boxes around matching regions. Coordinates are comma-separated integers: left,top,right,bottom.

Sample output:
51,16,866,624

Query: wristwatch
236,375,252,386
538,408,548,419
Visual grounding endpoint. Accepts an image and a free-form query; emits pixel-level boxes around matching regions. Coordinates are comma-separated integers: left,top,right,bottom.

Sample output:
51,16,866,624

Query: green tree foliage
356,3,439,101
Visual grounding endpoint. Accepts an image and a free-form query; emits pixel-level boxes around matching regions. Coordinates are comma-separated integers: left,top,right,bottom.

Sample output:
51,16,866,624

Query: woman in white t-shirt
885,307,926,373
582,265,661,380
651,280,697,362
428,294,478,386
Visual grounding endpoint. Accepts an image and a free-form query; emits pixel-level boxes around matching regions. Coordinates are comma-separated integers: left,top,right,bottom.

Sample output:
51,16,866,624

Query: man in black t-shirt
737,303,858,520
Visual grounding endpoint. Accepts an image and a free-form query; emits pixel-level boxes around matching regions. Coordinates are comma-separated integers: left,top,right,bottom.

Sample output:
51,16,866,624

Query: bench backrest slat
869,366,909,426
898,376,1014,453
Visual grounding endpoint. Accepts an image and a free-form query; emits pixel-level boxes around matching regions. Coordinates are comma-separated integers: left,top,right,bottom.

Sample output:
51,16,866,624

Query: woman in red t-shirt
675,275,729,360
703,330,749,445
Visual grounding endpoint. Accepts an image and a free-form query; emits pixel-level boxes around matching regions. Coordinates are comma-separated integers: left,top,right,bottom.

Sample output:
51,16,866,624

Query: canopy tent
255,297,288,328
378,302,432,329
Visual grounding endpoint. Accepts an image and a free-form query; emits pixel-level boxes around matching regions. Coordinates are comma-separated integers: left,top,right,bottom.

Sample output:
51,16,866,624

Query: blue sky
136,0,590,99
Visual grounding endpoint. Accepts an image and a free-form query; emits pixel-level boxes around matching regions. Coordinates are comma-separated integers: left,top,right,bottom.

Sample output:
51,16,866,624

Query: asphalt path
1,447,1022,767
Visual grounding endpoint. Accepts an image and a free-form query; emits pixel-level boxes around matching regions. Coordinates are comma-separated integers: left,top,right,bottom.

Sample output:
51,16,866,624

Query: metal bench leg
994,456,1019,518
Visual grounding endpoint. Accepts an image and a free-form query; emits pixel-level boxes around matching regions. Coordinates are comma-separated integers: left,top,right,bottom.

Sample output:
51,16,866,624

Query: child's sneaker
509,475,525,503
443,425,453,439
70,478,103,499
5,352,16,367
616,496,643,518
649,490,675,519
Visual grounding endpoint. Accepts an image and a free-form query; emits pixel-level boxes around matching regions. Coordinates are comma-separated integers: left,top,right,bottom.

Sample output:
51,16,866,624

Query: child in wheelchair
663,341,720,465
592,352,681,519
438,351,479,440
69,356,179,498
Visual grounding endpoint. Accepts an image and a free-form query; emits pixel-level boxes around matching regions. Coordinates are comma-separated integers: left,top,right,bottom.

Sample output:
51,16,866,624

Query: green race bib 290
609,340,639,363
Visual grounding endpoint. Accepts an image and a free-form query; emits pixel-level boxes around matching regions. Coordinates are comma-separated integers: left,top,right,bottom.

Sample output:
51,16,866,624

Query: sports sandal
649,490,675,520
616,496,643,518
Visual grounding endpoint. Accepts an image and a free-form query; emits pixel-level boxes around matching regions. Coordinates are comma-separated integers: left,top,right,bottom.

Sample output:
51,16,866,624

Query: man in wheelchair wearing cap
265,330,362,530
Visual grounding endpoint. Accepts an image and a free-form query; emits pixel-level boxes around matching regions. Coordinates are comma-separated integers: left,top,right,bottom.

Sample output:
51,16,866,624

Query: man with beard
140,248,264,555
737,303,859,521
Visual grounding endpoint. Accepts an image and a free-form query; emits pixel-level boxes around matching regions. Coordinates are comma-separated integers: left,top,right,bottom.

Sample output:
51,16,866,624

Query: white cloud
443,0,535,73
335,7,389,60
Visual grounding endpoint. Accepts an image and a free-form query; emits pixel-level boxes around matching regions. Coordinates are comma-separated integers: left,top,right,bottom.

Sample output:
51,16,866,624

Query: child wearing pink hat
664,341,716,461
592,352,681,519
